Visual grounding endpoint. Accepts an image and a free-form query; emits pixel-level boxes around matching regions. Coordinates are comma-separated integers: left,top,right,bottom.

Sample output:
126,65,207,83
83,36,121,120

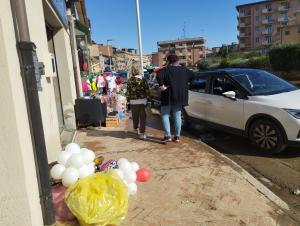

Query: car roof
197,68,264,76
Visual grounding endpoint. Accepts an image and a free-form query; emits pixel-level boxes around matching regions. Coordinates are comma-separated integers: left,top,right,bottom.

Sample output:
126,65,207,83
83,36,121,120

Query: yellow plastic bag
65,171,128,226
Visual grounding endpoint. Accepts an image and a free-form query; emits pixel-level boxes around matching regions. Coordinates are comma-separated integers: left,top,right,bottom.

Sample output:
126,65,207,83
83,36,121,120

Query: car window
189,74,208,93
211,75,242,97
229,69,297,96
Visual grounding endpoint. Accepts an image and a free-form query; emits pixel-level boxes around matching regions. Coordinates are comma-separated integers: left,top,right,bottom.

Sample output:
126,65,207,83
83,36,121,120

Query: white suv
184,68,300,153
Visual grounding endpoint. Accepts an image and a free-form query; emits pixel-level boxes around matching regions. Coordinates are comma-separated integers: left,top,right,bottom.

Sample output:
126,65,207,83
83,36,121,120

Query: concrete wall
0,1,44,225
25,0,63,162
0,0,80,224
53,28,77,130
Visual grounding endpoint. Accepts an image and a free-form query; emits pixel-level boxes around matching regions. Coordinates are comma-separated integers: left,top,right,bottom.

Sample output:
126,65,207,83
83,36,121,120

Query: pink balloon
136,168,151,182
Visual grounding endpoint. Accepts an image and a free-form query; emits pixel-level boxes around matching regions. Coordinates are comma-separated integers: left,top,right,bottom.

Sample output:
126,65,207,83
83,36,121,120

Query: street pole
135,0,144,74
107,39,113,69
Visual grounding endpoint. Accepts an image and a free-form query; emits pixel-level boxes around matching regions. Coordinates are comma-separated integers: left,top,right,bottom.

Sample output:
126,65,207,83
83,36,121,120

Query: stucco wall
0,1,44,225
25,0,62,162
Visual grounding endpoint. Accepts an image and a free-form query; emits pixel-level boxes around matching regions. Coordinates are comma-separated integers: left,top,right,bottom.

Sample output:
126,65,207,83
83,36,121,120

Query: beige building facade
0,0,81,225
237,0,300,51
157,37,205,67
280,10,300,44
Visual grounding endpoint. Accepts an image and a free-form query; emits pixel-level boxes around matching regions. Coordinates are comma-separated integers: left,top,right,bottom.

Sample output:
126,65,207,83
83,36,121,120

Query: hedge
269,43,300,72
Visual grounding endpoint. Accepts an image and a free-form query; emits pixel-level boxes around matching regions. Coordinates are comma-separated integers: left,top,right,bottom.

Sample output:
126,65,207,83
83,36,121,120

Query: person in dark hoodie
156,54,195,143
127,64,150,140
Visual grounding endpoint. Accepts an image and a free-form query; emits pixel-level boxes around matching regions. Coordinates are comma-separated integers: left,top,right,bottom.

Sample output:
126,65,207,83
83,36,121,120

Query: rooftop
236,0,280,10
157,37,204,46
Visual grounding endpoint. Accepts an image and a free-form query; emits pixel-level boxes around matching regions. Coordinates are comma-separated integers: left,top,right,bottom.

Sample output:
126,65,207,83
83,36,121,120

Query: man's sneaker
135,128,140,134
174,136,180,143
162,136,172,142
139,133,147,140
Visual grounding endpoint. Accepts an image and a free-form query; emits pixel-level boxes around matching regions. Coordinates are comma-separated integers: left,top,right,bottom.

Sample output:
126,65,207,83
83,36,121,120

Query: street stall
75,67,127,128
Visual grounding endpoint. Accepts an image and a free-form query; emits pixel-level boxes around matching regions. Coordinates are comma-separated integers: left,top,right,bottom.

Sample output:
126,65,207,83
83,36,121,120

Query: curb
197,140,290,211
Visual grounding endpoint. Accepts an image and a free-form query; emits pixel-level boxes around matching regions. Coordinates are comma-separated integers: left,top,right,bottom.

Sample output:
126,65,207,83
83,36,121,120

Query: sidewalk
58,115,297,226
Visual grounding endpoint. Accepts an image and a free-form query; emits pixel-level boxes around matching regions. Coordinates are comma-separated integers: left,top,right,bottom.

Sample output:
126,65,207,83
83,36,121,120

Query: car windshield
228,69,297,96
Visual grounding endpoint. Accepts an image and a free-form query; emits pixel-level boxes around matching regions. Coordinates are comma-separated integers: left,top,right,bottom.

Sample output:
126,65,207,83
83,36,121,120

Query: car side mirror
222,91,237,101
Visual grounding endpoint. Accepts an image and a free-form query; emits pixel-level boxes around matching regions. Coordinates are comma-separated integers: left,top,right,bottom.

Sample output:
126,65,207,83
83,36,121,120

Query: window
256,37,260,43
265,25,272,33
265,36,272,43
189,74,208,93
255,26,260,32
256,16,260,22
281,2,290,9
211,75,241,97
266,4,272,11
285,30,290,35
265,14,272,21
281,12,288,20
256,6,260,11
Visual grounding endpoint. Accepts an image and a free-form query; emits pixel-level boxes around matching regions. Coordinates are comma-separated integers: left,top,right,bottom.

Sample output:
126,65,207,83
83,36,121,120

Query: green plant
269,43,300,72
247,56,270,69
219,57,229,68
197,61,209,71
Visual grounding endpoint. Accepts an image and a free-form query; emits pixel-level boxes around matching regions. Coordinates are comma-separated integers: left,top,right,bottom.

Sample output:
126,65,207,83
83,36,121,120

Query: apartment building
237,0,300,51
280,10,300,44
157,37,205,66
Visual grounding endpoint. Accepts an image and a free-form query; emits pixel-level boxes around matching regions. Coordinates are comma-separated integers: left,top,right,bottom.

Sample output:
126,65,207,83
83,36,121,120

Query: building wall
157,38,205,66
0,0,79,224
237,0,300,50
0,0,44,225
281,11,300,44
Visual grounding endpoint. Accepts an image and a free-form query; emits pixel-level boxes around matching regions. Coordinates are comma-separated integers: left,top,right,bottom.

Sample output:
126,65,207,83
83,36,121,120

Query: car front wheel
249,119,286,153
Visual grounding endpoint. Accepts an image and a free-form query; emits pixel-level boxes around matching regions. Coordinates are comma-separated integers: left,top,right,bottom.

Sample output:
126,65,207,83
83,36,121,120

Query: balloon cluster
113,158,150,196
50,143,96,187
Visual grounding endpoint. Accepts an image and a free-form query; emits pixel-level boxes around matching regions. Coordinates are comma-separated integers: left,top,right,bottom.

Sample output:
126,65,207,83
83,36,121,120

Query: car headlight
284,109,300,119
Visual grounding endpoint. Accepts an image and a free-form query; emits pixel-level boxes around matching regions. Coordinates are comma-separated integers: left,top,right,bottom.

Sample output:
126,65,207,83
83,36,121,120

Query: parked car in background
149,68,300,153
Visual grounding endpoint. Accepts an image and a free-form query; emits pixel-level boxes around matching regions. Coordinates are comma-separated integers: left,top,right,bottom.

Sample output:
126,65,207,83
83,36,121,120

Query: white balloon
80,148,89,153
78,165,92,179
114,169,124,180
57,151,72,166
68,153,85,169
87,163,95,174
62,167,79,187
81,149,95,164
128,183,137,195
117,158,129,167
124,171,137,183
50,164,66,180
65,143,81,154
119,161,132,174
131,162,140,172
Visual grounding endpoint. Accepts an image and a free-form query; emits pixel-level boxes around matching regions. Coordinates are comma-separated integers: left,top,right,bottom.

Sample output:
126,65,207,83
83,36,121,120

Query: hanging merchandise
65,171,129,226
83,60,89,72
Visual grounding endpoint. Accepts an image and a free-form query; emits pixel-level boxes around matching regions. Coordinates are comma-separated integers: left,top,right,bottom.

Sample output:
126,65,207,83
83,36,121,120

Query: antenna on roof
182,21,186,39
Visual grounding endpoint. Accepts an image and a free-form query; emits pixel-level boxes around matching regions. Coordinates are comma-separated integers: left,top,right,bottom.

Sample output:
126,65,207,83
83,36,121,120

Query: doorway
46,24,65,133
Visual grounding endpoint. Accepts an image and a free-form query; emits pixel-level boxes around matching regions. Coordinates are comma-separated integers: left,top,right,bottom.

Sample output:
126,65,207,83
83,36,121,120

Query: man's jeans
161,105,182,138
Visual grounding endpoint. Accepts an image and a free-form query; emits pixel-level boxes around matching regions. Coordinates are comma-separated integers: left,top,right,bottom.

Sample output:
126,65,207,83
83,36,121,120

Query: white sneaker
139,133,147,140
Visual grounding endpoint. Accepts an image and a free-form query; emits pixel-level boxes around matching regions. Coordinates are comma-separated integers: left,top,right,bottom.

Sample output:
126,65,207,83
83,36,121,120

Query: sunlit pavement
57,115,297,226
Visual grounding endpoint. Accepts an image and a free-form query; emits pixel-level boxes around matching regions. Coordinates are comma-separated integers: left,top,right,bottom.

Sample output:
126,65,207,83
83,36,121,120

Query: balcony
262,19,273,24
262,40,272,45
239,33,250,38
262,30,272,35
262,8,272,14
278,17,289,22
278,6,289,11
239,12,251,17
239,22,248,27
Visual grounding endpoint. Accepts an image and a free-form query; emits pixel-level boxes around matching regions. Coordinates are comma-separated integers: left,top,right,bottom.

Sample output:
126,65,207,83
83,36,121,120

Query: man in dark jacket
156,54,195,142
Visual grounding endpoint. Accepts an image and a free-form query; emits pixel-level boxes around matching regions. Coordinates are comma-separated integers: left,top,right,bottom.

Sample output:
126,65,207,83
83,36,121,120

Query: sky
86,0,256,54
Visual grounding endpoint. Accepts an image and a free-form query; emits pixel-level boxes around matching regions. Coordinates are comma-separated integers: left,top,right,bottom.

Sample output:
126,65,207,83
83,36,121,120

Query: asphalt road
186,124,300,222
